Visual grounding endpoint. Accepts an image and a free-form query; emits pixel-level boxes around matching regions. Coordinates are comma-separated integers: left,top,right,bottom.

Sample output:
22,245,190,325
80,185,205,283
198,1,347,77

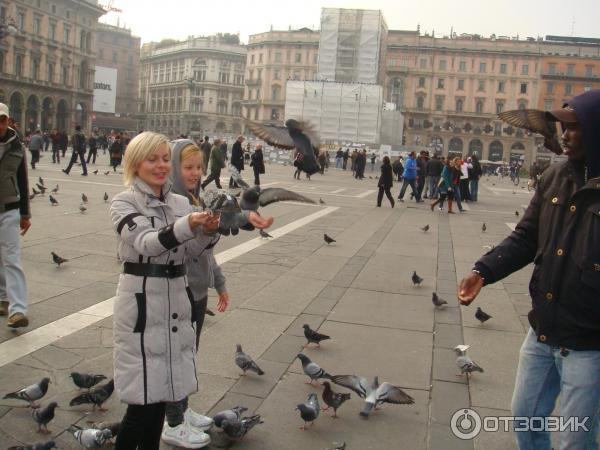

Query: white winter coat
110,178,218,405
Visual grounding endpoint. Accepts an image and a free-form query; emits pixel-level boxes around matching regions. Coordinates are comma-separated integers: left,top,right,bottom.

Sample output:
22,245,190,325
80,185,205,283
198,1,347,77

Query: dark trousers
115,402,166,450
201,169,222,189
61,147,67,157
111,157,122,172
86,147,97,164
64,149,87,174
460,178,470,201
342,158,348,170
51,144,60,163
398,178,420,201
253,166,261,185
29,150,40,169
417,176,426,198
377,187,394,207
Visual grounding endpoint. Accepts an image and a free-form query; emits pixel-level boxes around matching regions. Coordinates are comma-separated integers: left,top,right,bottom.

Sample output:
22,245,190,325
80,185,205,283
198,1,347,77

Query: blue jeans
512,328,600,450
428,176,440,199
398,178,420,201
470,179,479,201
453,184,464,211
335,157,342,169
0,210,28,316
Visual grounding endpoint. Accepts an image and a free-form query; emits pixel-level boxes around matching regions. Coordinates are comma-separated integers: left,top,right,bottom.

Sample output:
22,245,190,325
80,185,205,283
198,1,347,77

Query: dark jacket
468,160,482,180
426,158,444,177
0,127,30,219
110,140,123,159
200,141,211,168
416,157,427,179
378,162,393,189
72,130,86,152
231,140,244,171
250,149,264,173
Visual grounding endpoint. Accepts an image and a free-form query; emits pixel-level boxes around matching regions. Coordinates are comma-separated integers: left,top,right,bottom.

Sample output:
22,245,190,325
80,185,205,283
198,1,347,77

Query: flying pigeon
51,252,68,266
498,109,563,155
259,228,272,238
103,192,109,202
432,292,448,307
221,414,263,440
81,193,88,203
454,347,484,376
303,324,330,347
411,271,423,286
475,307,492,324
3,377,51,408
7,440,56,450
234,344,264,376
69,373,107,390
324,234,336,244
51,185,59,194
213,406,248,429
296,353,331,384
49,195,58,205
246,118,320,175
321,381,351,418
482,223,487,232
79,205,87,214
32,402,58,434
32,188,40,196
69,379,114,411
421,224,430,232
67,425,112,449
296,393,320,430
29,192,36,200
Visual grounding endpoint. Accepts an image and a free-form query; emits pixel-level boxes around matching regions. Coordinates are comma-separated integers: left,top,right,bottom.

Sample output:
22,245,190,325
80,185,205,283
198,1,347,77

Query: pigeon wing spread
245,121,296,149
331,375,370,399
258,188,316,207
498,109,562,155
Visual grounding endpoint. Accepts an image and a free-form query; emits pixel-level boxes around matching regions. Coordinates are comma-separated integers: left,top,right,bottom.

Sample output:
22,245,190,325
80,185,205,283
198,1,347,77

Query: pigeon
421,224,430,232
79,205,87,214
454,347,484,376
29,192,36,200
81,193,88,203
7,440,56,450
303,324,330,347
67,425,112,449
85,422,121,443
475,307,492,324
513,191,516,194
93,170,98,175
246,118,320,175
369,176,372,179
221,415,264,440
234,344,264,376
51,252,68,266
323,442,346,450
498,109,563,155
296,353,331,384
432,292,448,307
324,234,336,244
32,188,40,195
411,271,423,286
51,184,59,194
36,183,47,194
104,171,110,175
205,308,215,316
103,192,109,202
321,381,351,418
213,406,248,429
32,402,58,434
38,176,44,186
259,228,272,238
3,378,51,408
49,195,58,205
482,223,487,232
296,393,320,430
70,373,107,390
236,182,315,212
319,198,325,205
515,210,519,217
69,379,114,411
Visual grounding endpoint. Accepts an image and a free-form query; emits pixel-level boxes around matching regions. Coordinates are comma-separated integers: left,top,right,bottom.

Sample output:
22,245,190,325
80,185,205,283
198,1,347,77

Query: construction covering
285,80,383,144
317,8,387,84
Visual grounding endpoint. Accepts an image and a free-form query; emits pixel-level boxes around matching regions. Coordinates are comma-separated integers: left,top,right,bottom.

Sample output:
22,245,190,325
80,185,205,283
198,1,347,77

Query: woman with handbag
430,159,455,213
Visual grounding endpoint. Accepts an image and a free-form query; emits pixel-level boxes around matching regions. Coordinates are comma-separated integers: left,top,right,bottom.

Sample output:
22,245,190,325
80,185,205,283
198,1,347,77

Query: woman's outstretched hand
248,211,274,229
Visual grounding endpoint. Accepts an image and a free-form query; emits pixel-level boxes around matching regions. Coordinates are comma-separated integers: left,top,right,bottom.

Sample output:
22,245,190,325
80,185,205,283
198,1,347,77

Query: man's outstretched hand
458,272,484,306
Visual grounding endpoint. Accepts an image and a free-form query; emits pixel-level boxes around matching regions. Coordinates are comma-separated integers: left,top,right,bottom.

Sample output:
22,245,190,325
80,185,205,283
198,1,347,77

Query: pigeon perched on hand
259,228,272,238
221,414,263,440
70,373,107,390
475,307,492,324
3,377,51,408
235,344,264,376
8,440,56,450
432,292,448,307
303,324,330,347
411,271,423,286
32,402,58,434
213,406,248,429
49,195,59,206
454,347,484,376
324,234,336,244
421,224,430,232
296,393,320,430
67,425,112,449
296,353,331,384
69,379,114,411
321,381,350,418
51,252,68,267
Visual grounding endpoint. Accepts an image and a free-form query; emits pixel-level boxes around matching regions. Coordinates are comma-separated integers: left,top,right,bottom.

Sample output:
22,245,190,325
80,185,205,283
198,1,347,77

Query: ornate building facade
138,34,246,137
0,0,105,134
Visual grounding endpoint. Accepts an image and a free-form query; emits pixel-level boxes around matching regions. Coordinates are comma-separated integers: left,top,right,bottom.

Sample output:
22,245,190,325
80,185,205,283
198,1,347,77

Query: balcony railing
541,72,599,83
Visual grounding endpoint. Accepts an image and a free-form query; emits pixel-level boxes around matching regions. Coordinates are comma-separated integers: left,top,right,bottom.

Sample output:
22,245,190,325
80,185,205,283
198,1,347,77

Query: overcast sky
99,0,600,44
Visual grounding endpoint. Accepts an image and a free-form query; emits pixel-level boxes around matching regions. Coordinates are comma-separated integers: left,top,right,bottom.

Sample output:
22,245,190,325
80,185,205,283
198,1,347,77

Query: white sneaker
161,422,211,449
184,408,214,431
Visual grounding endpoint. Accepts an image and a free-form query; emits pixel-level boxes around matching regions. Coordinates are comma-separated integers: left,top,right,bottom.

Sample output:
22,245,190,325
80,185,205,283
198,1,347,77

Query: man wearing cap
458,90,600,449
0,103,31,328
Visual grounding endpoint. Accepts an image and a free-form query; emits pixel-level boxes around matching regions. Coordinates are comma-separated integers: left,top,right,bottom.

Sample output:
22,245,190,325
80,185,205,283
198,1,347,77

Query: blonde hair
123,131,170,186
180,143,205,175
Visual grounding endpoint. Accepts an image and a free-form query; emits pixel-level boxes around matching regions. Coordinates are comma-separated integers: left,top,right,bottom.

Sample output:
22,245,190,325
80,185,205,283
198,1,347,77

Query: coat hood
169,139,200,204
565,89,600,179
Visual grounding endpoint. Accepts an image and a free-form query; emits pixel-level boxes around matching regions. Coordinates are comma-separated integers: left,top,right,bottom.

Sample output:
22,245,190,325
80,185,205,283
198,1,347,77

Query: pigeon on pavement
49,195,58,205
412,271,423,286
321,381,350,418
323,442,346,450
515,211,519,217
319,198,325,205
303,324,330,347
103,192,109,202
79,205,87,213
32,188,40,196
69,379,114,411
213,406,248,429
324,234,336,244
51,252,68,266
8,440,56,450
235,344,264,376
296,393,320,430
69,373,107,390
67,425,112,449
454,347,484,376
51,185,59,194
81,193,88,203
482,223,487,232
221,414,263,440
296,353,331,384
93,170,98,175
3,378,51,408
29,192,36,200
104,171,110,175
475,307,492,324
32,402,58,433
432,292,448,307
85,422,121,443
421,224,430,232
36,184,46,194
259,229,272,238
38,177,44,186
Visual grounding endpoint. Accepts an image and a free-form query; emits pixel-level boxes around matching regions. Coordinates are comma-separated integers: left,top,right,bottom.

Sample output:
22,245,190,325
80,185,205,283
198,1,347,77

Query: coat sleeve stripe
157,224,180,250
117,213,143,234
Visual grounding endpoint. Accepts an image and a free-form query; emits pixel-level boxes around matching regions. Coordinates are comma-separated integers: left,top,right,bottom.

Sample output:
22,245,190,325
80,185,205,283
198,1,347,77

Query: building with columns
138,34,246,137
0,0,105,134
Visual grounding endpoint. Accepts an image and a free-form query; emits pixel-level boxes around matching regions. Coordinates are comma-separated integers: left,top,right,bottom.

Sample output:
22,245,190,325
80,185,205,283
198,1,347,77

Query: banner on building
93,66,118,113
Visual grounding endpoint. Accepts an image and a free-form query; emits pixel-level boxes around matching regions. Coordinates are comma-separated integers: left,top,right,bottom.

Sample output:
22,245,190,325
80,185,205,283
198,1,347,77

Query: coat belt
123,262,186,278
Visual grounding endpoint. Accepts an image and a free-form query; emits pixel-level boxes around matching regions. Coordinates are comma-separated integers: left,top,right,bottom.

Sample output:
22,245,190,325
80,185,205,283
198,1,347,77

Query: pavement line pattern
506,222,517,231
355,189,377,198
330,188,346,193
0,206,339,368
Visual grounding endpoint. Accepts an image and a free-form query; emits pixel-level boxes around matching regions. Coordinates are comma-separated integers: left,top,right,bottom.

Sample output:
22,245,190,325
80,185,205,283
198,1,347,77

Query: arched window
469,139,483,159
489,140,504,161
475,100,484,114
456,99,463,112
448,137,463,159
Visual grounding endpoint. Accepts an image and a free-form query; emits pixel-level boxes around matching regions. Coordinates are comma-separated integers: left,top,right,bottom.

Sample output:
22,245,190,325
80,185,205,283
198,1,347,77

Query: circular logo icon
451,408,482,440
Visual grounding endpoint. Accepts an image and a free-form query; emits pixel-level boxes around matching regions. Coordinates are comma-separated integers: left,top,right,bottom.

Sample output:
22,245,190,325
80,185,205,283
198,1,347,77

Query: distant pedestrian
293,151,304,180
50,129,60,163
392,156,404,181
109,134,124,172
451,158,465,212
376,156,394,208
86,131,98,164
200,139,225,190
62,125,87,176
370,152,376,172
250,144,265,186
28,129,43,170
426,154,444,199
229,135,245,188
335,148,343,169
342,148,349,170
350,149,358,175
43,131,50,152
59,131,68,157
430,159,455,213
200,136,211,172
397,151,421,202
468,155,482,201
